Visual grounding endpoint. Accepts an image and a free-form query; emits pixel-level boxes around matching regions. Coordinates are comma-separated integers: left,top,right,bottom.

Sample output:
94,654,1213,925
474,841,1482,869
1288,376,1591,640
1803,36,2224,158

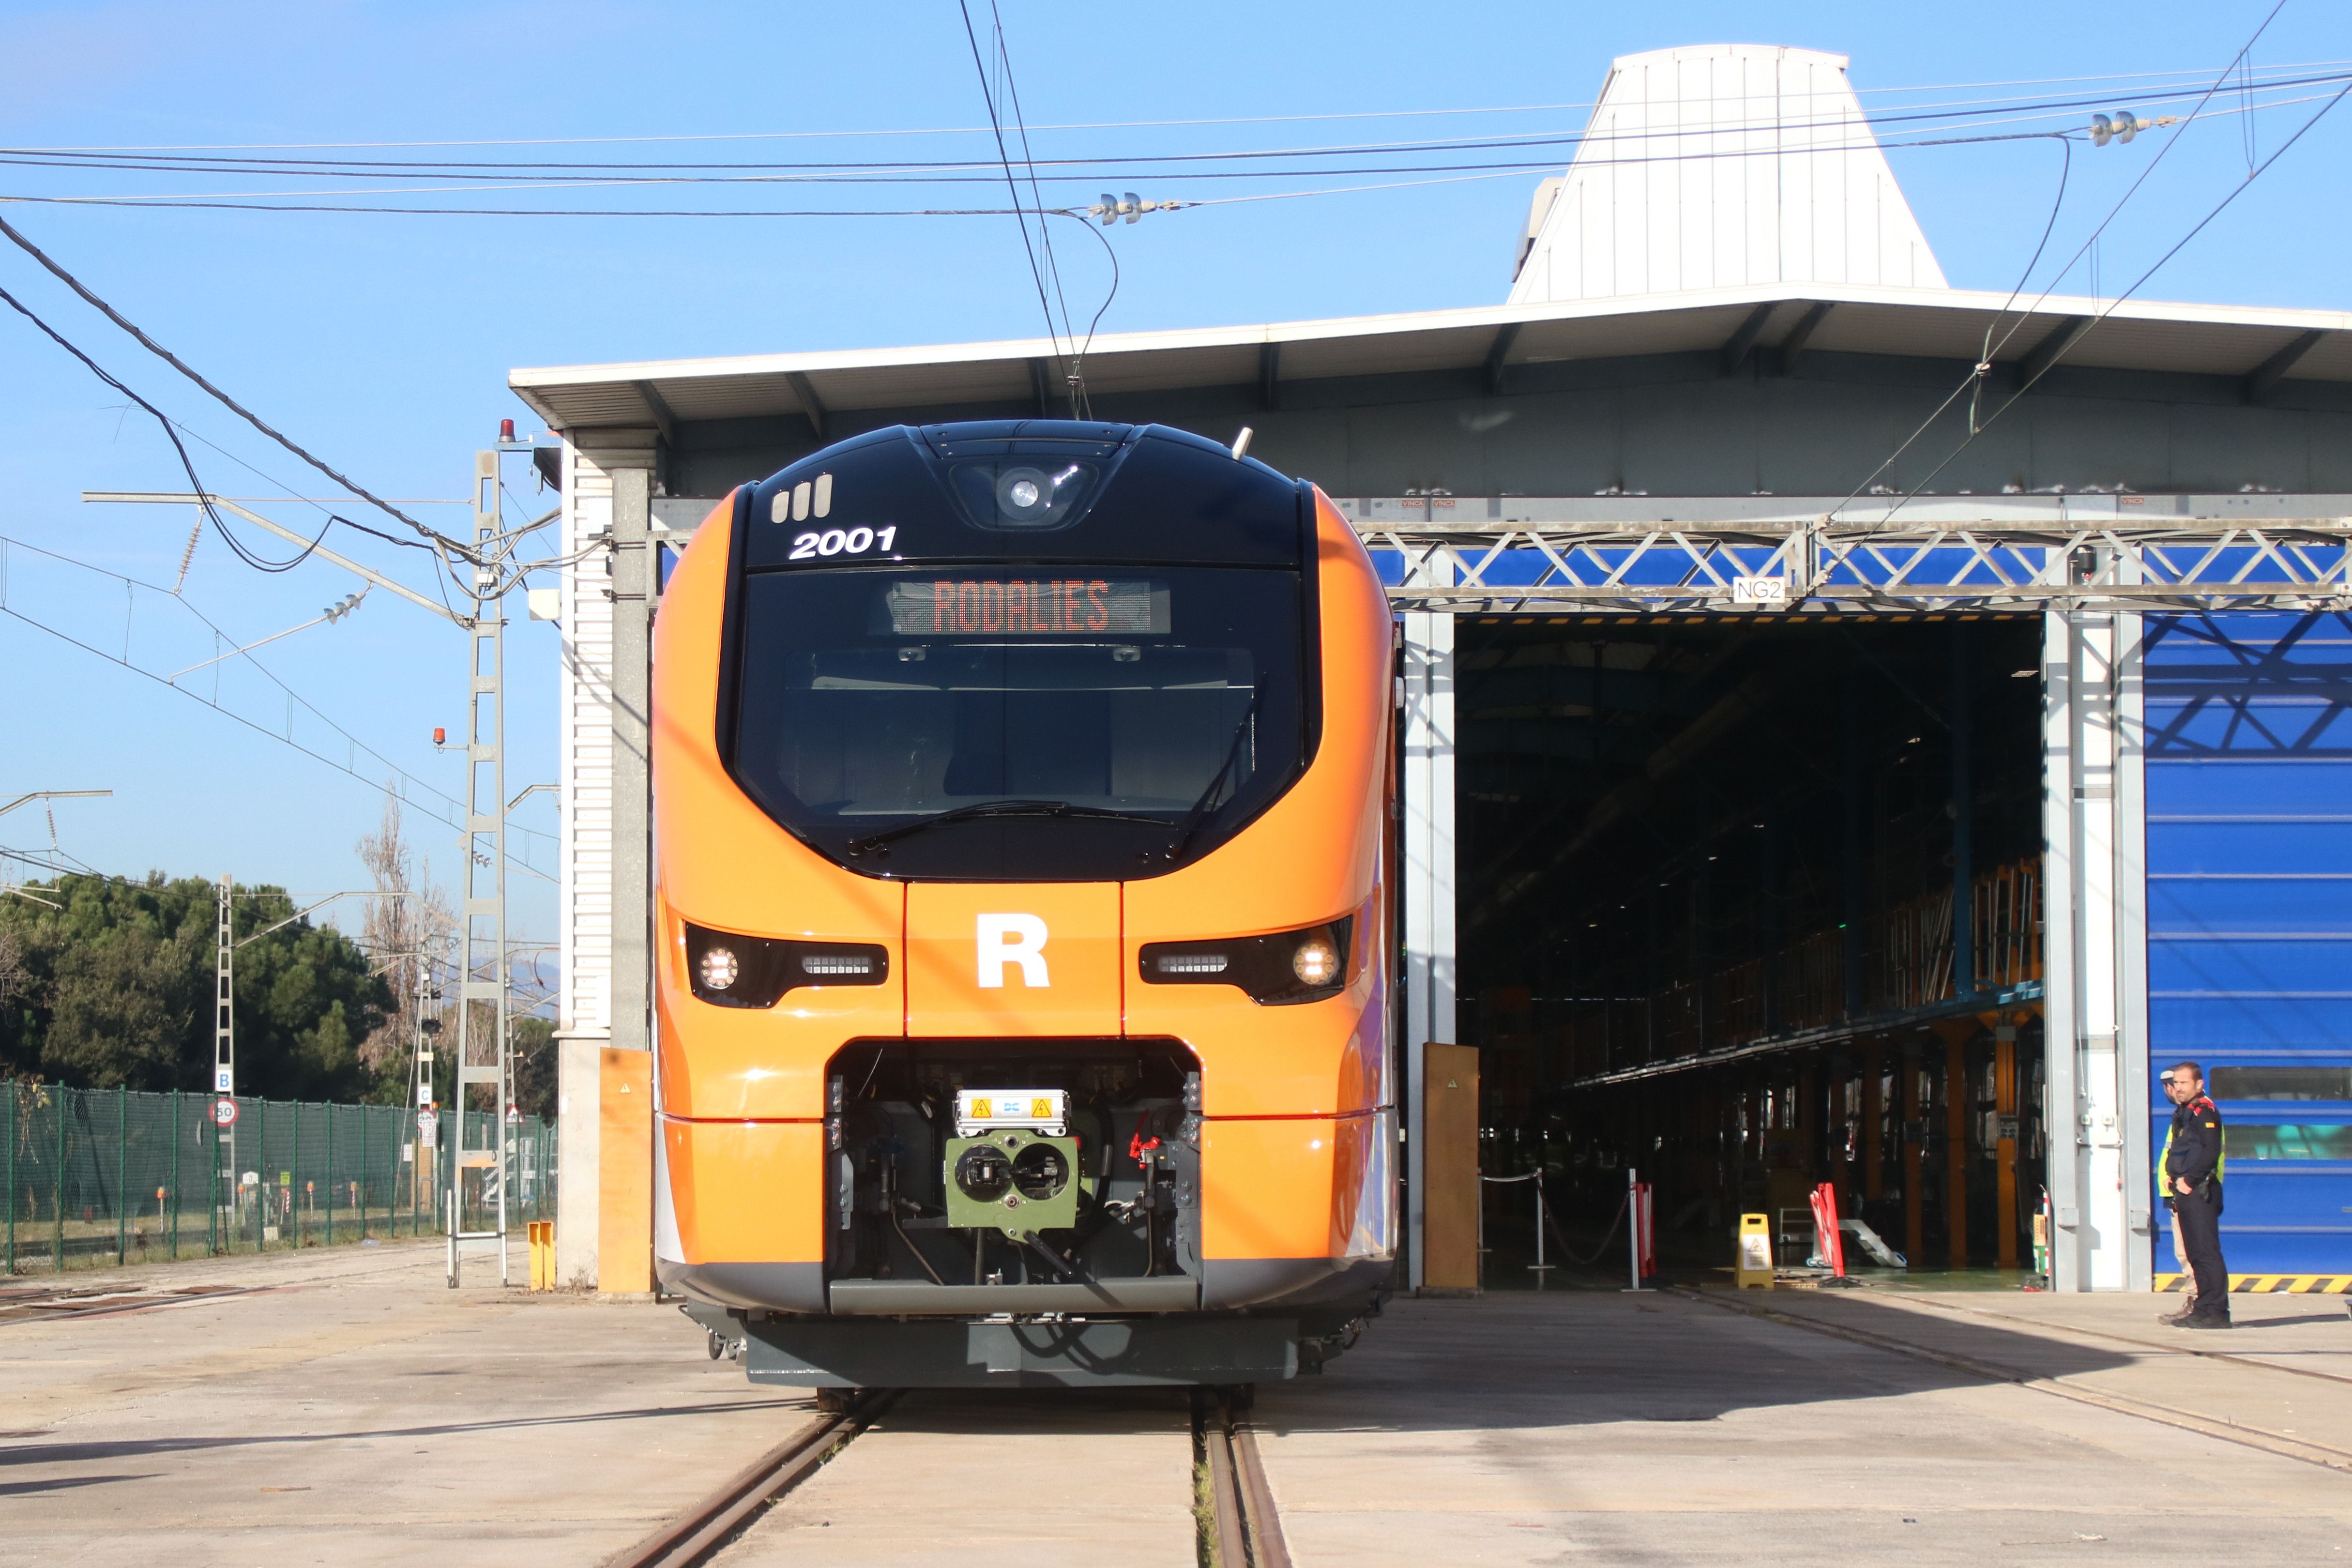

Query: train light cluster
1139,918,1353,1005
683,923,889,1008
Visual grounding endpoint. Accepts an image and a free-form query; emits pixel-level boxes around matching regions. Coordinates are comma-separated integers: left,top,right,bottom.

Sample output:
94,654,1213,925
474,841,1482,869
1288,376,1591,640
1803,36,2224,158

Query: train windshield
729,565,1308,880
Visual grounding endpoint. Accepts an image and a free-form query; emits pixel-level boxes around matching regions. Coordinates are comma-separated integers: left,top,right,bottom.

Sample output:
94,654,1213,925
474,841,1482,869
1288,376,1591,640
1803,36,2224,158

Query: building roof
509,281,2352,435
1508,44,1947,304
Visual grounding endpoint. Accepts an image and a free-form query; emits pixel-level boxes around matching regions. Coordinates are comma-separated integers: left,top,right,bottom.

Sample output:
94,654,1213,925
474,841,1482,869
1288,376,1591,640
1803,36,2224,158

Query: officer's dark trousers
2173,1183,2229,1318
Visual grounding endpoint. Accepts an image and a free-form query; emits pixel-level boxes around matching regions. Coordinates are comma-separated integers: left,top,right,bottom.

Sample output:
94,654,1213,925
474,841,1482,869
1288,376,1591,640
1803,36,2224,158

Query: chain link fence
2,1081,555,1275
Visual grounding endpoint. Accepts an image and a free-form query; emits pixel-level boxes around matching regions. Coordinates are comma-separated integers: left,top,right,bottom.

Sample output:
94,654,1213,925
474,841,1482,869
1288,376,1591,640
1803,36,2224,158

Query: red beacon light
433,727,447,746
500,418,516,442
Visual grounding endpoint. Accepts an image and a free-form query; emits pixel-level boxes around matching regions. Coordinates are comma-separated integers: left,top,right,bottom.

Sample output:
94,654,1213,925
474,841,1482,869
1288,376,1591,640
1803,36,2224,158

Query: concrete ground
0,1240,795,1567
1251,1282,2352,1567
6,1244,2349,1566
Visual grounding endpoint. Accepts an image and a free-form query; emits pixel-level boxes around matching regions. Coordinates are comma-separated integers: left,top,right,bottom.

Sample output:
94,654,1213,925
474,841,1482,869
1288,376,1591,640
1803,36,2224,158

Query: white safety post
1400,560,1457,1292
1625,1166,1648,1292
1532,1178,1548,1286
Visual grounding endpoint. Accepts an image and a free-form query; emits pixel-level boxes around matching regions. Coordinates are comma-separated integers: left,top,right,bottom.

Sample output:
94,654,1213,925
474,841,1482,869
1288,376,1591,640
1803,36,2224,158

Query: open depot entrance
1456,611,2049,1279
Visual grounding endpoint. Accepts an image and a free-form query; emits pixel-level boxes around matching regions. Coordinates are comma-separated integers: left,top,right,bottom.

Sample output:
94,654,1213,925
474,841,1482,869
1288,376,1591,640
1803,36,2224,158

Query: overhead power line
0,213,478,565
0,528,558,872
8,58,2348,154
1,87,2329,220
1830,1,2301,525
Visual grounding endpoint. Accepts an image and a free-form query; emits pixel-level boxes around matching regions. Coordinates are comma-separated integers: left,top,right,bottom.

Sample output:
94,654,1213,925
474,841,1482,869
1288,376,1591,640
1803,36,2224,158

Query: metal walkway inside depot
7,1241,2350,1565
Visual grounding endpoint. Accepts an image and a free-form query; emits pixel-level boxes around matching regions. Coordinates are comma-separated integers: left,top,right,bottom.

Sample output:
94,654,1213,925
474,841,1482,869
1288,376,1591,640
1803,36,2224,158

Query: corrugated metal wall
2145,612,2352,1276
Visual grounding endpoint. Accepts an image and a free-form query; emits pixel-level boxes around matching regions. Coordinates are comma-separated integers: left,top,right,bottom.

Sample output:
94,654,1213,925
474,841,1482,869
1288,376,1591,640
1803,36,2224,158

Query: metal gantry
1357,495,2352,1294
1350,504,2352,617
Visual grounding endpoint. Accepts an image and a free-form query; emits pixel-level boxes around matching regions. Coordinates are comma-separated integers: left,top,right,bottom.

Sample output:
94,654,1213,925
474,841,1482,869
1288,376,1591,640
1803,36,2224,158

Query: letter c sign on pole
976,913,1050,988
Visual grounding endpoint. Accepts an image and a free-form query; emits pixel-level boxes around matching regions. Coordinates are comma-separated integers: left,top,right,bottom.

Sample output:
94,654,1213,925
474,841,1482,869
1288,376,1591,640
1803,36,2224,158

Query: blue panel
2147,821,2352,874
2147,758,2352,815
2152,997,2352,1052
2152,939,2352,994
2151,878,2352,933
2144,611,2352,1276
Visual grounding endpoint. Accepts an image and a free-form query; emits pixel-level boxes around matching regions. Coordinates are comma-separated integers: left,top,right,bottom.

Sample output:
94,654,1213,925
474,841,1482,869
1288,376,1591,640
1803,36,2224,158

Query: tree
0,873,395,1100
357,791,455,1100
510,1015,557,1122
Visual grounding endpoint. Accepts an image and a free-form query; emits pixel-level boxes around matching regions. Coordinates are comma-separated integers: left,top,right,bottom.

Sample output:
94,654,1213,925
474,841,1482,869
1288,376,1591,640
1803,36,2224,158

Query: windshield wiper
1160,689,1261,866
844,798,1170,858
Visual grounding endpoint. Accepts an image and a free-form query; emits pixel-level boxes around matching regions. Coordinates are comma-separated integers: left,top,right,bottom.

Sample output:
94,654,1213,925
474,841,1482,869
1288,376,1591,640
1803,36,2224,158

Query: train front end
651,420,1394,1389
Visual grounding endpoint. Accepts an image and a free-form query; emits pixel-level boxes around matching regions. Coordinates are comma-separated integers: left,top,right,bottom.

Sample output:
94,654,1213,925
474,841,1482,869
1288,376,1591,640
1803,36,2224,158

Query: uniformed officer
2160,1061,2231,1329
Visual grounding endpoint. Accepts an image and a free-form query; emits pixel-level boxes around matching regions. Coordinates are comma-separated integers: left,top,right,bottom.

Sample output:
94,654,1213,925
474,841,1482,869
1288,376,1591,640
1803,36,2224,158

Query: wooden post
1420,1043,1483,1292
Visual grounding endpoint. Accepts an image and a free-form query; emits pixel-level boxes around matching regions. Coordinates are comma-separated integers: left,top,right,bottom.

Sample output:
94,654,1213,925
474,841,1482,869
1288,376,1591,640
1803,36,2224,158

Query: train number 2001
787,525,897,561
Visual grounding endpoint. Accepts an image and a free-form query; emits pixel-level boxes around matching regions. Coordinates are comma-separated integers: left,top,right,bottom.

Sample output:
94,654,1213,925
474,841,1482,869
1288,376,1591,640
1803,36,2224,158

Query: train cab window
728,565,1309,880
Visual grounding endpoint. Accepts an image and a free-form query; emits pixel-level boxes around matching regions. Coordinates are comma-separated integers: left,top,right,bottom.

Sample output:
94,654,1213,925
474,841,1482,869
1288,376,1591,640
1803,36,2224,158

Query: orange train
653,421,1395,1390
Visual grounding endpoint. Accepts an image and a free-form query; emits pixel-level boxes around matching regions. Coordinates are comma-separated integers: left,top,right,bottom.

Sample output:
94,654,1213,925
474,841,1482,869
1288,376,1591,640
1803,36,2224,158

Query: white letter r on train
975,913,1050,988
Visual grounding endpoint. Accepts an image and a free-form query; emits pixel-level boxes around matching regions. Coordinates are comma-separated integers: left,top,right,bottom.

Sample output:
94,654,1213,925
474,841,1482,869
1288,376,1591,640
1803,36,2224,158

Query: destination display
882,577,1170,636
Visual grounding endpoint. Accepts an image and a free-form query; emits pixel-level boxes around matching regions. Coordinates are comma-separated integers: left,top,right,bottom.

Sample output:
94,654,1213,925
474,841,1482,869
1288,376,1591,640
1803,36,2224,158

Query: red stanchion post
1809,1182,1847,1277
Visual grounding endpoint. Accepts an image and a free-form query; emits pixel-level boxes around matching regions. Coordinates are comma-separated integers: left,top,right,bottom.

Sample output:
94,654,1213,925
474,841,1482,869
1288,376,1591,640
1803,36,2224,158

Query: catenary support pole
115,1086,126,1265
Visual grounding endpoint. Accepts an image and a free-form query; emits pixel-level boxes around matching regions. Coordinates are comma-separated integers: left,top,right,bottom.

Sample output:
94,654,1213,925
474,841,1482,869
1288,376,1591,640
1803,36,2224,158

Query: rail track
1673,1286,2352,1476
606,1385,1287,1568
0,1281,273,1324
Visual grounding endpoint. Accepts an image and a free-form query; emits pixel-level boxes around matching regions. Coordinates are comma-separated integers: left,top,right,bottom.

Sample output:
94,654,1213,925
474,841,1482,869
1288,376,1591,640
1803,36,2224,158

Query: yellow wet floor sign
1736,1212,1775,1288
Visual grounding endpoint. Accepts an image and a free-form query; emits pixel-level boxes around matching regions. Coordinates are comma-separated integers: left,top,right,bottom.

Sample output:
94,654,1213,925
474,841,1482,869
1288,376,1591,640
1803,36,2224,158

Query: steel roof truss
1357,514,2352,614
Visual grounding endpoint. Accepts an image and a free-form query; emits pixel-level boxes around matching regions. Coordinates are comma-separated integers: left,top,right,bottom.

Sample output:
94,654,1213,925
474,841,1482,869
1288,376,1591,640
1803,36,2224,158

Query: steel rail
1868,1290,2352,1391
1669,1286,2352,1475
1199,1388,1291,1568
606,1390,898,1568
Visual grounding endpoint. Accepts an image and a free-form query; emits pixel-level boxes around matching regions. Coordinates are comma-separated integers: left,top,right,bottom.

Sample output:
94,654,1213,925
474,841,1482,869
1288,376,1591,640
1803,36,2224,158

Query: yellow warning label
1032,1097,1052,1118
969,1098,990,1118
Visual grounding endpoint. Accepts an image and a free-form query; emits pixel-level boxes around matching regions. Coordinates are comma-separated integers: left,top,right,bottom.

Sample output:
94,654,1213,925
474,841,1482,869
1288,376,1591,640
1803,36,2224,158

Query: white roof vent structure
1509,44,1946,303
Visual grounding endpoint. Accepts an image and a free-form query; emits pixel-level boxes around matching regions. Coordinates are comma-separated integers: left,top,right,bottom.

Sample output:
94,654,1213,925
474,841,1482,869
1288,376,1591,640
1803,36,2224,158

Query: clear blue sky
2,0,2346,945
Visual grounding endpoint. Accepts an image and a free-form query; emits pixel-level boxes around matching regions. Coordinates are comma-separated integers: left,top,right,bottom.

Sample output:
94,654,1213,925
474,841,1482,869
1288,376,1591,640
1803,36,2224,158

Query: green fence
2,1081,555,1275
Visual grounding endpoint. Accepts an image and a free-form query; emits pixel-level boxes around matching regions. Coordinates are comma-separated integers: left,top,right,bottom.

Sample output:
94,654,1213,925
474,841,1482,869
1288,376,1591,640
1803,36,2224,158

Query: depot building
511,45,2352,1296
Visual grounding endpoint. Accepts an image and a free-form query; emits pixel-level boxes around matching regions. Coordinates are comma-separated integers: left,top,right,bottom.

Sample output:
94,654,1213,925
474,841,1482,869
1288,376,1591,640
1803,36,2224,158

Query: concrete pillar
2041,593,2152,1291
1400,601,1456,1291
553,429,658,1291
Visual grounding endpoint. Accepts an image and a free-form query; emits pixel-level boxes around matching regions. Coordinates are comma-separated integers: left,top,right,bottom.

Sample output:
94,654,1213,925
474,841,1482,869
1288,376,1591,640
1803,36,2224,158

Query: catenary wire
956,0,1069,389
0,213,481,567
14,58,2352,152
1871,72,2352,520
1829,2,2293,526
0,528,557,859
0,279,326,575
10,69,2347,180
7,91,2331,215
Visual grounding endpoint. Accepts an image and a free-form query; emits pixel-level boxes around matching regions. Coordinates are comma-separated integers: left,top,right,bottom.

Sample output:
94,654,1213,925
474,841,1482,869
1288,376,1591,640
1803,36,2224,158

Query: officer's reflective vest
2158,1099,2227,1189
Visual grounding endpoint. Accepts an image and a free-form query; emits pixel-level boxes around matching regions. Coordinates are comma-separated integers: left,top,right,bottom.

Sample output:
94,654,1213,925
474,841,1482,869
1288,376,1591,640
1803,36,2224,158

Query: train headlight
1139,917,1353,1005
683,924,889,1008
